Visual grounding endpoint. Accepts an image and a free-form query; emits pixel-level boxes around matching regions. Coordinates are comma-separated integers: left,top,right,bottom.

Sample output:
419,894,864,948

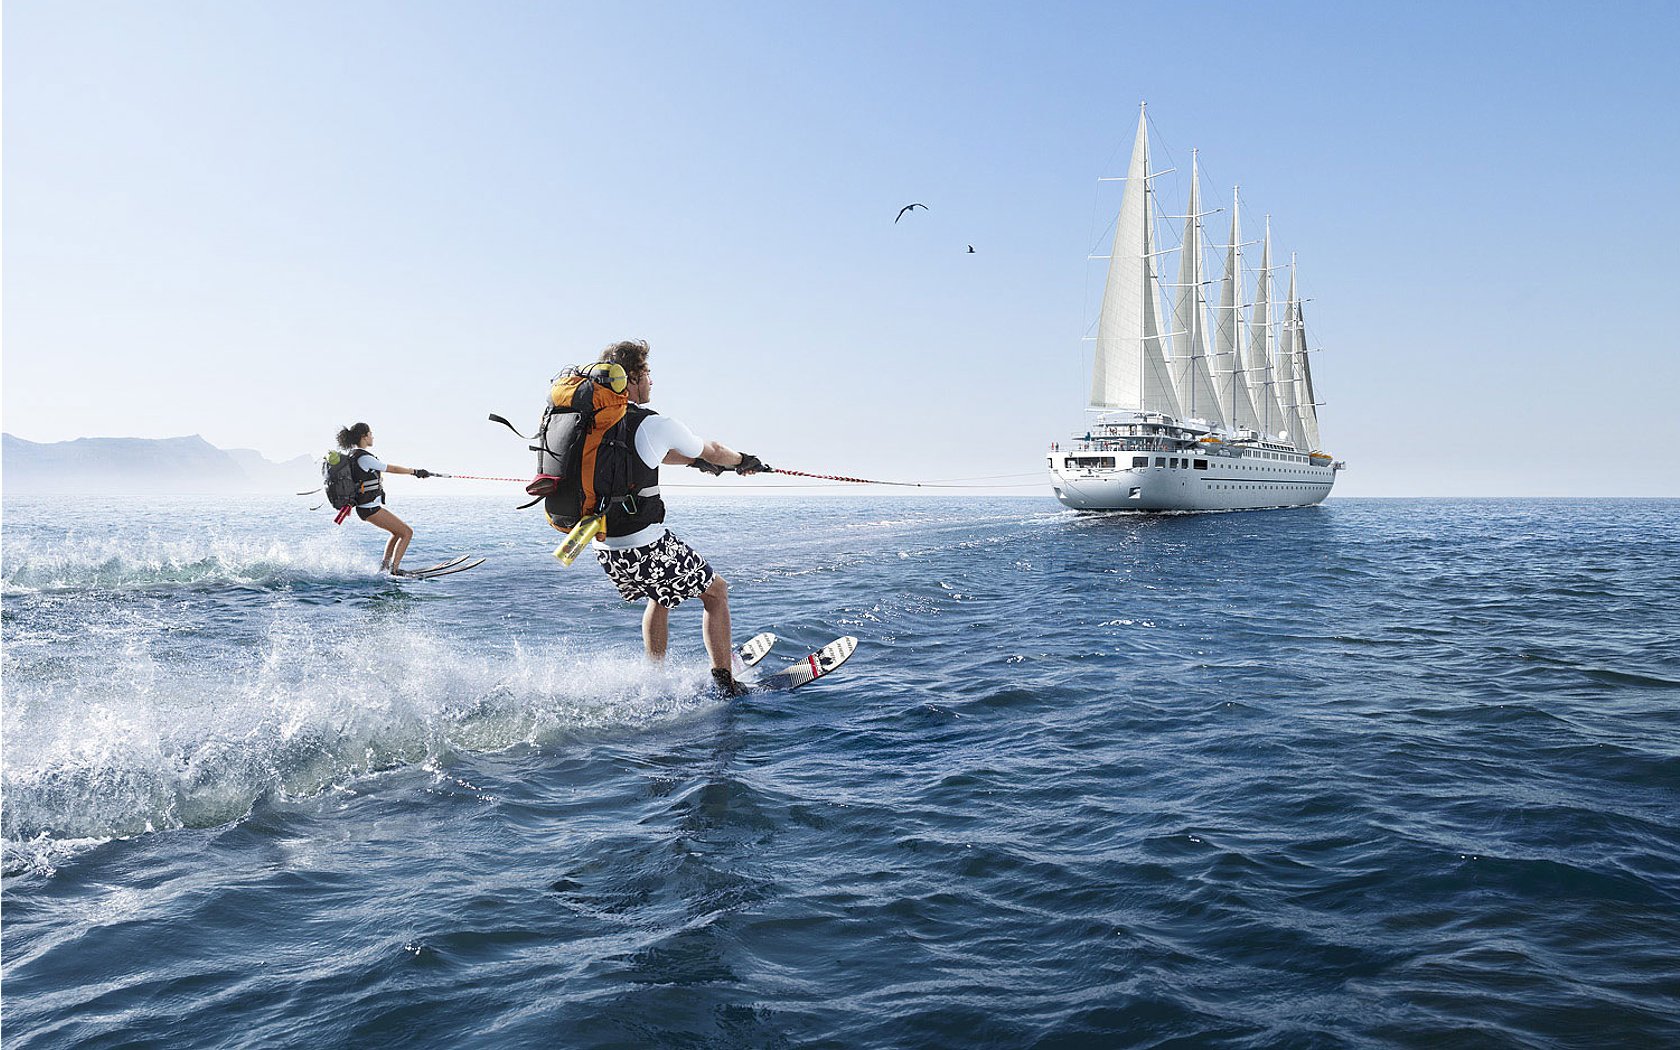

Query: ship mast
1276,257,1308,450
1212,185,1262,434
1170,151,1224,426
1247,217,1288,440
1290,260,1324,451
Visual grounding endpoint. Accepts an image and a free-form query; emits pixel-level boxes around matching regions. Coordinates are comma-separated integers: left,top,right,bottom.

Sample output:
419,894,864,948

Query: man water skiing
588,340,768,695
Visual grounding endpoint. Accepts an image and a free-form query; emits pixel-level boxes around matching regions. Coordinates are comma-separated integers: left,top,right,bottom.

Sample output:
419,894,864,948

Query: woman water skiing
334,422,433,575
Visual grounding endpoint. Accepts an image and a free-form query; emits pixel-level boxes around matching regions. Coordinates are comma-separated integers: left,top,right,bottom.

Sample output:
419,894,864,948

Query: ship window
1194,460,1208,470
1132,456,1148,468
1154,457,1166,467
1070,456,1115,469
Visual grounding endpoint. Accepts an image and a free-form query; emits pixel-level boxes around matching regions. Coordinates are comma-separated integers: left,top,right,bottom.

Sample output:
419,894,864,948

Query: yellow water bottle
554,514,604,565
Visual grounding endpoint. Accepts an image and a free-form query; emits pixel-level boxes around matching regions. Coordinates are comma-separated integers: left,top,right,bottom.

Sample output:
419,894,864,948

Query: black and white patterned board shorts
595,530,715,609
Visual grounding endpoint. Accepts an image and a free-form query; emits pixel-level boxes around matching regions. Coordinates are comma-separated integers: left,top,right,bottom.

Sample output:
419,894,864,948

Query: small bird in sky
967,245,976,253
894,203,928,224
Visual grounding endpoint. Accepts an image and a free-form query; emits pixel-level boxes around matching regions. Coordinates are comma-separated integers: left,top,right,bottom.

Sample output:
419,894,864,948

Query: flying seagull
967,245,975,253
894,202,928,224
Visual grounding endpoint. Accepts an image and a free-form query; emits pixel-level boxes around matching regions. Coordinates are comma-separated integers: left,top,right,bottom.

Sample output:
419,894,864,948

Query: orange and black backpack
524,363,638,531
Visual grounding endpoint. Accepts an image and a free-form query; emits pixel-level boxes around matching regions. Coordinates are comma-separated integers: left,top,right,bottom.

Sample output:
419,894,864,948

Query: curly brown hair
598,339,650,380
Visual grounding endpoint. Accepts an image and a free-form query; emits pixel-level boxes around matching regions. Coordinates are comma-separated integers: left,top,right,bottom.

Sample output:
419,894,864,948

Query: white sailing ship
1049,104,1344,512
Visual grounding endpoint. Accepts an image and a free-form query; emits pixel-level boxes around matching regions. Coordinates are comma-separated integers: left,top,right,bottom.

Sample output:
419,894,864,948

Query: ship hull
1049,450,1336,512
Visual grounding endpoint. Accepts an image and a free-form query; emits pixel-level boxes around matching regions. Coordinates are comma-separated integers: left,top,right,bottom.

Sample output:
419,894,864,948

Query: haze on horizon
4,1,1676,498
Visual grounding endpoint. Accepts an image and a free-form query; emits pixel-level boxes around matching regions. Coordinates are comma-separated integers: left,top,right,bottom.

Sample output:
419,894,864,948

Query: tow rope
302,466,1042,495
766,468,930,488
421,473,530,483
413,467,1036,489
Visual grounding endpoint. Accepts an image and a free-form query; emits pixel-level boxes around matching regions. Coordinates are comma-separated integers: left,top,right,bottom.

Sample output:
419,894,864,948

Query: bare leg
699,574,731,671
643,600,669,660
365,508,414,572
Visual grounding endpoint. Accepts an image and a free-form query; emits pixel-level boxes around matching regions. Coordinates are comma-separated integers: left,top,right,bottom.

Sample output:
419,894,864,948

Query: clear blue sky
5,1,1677,496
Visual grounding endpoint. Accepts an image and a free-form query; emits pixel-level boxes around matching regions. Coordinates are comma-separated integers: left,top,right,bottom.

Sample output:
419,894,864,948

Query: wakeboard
754,636,858,693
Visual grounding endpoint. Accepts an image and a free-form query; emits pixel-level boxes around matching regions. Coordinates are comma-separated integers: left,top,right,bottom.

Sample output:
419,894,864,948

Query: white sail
1211,186,1261,433
1169,154,1224,425
1090,106,1182,418
1247,219,1288,439
1275,265,1308,450
1293,296,1322,451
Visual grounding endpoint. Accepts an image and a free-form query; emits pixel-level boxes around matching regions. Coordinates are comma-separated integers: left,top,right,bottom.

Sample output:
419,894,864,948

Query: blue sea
4,495,1678,1048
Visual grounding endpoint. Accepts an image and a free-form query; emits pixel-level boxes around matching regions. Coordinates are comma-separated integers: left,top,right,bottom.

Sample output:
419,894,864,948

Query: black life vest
323,448,382,509
602,405,665,538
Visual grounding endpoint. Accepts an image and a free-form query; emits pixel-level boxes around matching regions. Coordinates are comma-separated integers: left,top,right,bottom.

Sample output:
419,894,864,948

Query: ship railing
1065,438,1177,453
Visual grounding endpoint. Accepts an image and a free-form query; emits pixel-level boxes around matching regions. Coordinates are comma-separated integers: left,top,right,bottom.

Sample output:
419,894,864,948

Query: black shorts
595,530,714,609
355,505,383,521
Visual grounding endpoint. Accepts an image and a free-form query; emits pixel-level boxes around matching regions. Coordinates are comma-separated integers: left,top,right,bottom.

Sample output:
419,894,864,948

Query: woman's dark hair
336,422,371,449
599,339,650,380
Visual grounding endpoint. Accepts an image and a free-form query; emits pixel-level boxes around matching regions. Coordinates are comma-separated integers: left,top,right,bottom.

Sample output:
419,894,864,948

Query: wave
1,531,379,593
1,623,723,875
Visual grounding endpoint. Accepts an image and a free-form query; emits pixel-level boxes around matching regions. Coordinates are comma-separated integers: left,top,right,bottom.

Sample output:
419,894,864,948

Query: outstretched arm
664,441,765,474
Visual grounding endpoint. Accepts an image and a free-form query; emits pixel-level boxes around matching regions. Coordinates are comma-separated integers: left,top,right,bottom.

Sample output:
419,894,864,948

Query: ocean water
3,494,1678,1048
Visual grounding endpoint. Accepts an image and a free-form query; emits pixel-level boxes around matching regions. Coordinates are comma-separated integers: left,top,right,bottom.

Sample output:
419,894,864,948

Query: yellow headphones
583,361,629,394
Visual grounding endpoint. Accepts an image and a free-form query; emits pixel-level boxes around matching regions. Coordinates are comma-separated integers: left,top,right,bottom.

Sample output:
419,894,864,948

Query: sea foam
2,619,720,874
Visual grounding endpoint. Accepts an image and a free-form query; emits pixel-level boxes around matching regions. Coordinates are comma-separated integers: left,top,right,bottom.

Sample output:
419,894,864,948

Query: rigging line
1142,106,1177,171
1085,212,1119,258
1082,181,1112,387
1141,110,1188,238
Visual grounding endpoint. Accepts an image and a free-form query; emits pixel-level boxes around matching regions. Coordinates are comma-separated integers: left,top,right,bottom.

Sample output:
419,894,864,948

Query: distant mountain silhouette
2,433,315,495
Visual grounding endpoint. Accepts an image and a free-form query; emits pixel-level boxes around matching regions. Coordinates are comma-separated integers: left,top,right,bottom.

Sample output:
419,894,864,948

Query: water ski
402,554,470,575
754,636,857,693
737,632,778,668
399,556,485,580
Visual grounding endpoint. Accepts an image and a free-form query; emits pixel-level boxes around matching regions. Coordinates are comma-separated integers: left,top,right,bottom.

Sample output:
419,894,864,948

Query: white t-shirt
634,413,703,468
600,411,704,550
